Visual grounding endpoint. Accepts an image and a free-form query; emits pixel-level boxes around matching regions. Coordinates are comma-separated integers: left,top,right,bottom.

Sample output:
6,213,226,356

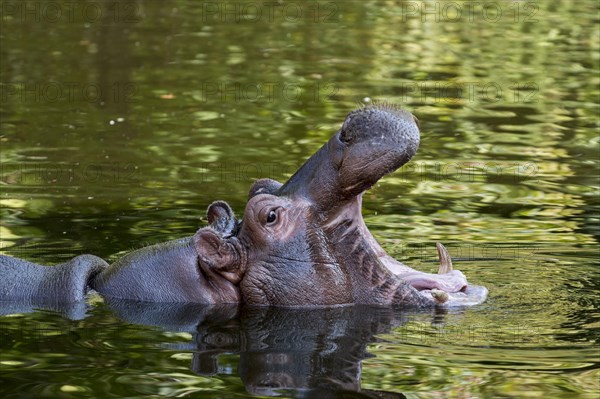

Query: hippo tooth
436,242,453,274
431,289,449,303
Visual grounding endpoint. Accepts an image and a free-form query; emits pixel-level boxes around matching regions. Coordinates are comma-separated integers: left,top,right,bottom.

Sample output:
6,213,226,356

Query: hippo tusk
431,289,449,303
436,242,453,274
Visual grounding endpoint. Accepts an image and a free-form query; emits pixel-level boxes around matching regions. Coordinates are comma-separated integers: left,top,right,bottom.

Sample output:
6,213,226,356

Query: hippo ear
194,228,243,284
207,201,234,224
206,201,237,237
248,178,283,199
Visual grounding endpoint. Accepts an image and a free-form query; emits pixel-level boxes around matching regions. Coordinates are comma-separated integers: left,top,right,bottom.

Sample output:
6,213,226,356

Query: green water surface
0,1,598,398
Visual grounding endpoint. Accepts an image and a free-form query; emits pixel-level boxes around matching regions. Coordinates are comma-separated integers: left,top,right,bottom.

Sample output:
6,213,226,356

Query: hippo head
199,105,487,307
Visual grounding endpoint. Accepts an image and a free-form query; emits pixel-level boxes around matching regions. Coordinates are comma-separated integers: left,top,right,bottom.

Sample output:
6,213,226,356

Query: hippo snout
333,104,421,200
278,104,422,207
339,104,420,168
340,104,420,156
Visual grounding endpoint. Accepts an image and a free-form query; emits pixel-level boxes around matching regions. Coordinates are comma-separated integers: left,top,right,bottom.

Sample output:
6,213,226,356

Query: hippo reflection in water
0,104,487,308
105,300,423,398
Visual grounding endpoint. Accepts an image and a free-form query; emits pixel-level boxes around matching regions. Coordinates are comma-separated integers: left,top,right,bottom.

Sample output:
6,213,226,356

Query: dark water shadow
104,299,445,398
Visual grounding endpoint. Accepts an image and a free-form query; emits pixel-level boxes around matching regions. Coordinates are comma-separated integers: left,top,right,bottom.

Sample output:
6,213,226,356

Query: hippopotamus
0,104,487,308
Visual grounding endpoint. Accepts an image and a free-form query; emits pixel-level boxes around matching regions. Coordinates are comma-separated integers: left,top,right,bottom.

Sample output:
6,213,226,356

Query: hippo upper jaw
334,106,420,196
278,104,420,212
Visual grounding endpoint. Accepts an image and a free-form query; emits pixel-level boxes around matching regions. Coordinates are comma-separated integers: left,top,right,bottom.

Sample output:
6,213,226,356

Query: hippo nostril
340,128,354,144
339,115,356,144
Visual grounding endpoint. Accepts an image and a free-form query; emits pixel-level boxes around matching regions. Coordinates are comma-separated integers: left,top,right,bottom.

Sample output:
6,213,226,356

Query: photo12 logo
388,242,540,264
400,1,539,23
0,162,139,185
396,161,539,184
0,1,141,23
197,161,303,184
0,81,137,104
197,81,338,103
199,1,339,23
398,81,539,104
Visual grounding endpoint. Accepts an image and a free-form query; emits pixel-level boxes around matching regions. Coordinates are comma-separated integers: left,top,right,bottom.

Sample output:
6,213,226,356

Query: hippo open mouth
210,104,488,307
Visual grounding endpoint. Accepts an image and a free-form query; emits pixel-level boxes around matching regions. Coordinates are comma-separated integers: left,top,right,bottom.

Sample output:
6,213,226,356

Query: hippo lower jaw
421,285,489,307
403,243,488,306
344,195,486,306
333,207,487,308
380,244,469,293
355,200,470,295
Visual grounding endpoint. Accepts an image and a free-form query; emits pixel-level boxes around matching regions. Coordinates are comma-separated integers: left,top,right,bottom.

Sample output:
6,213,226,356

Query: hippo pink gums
0,104,487,308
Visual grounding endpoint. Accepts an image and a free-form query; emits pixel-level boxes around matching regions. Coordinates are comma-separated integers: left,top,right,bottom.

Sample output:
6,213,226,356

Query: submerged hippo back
92,237,239,304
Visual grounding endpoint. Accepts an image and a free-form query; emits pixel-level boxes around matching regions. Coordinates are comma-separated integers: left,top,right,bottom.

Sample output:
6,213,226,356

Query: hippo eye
266,210,277,224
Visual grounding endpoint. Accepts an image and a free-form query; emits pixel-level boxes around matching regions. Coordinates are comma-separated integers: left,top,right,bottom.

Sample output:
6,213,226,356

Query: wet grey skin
0,201,245,304
210,104,488,307
0,104,487,308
